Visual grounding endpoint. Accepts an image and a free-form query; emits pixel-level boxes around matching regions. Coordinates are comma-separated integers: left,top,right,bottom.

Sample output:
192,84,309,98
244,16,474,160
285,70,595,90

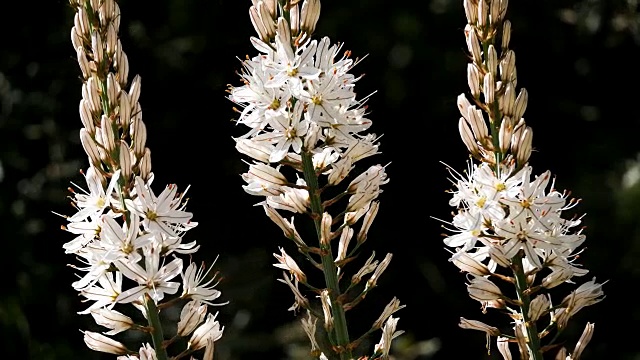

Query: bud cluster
230,1,402,358
64,1,224,358
442,1,605,359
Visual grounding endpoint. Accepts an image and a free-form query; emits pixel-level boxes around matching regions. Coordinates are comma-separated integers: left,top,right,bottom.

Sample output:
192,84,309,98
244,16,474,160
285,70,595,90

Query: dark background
2,0,639,359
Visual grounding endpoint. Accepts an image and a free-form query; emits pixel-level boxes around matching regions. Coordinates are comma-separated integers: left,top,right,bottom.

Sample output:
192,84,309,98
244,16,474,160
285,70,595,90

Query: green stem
301,152,352,360
144,294,169,360
512,253,543,360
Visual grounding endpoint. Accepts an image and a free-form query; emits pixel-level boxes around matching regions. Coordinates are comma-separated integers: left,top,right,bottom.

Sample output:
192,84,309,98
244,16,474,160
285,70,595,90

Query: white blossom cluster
230,1,402,358
64,0,224,358
443,0,605,358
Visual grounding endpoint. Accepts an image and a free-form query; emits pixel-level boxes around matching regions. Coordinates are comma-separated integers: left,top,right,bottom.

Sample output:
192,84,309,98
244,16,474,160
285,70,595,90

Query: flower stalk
302,152,352,358
144,294,169,360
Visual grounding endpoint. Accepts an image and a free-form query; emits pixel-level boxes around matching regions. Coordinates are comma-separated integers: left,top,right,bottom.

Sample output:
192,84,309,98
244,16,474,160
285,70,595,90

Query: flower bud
467,64,481,98
450,251,492,276
528,294,550,322
83,331,128,355
80,129,102,167
467,276,503,301
463,0,478,24
487,45,498,76
177,300,208,337
500,50,516,83
79,99,95,135
320,212,332,247
289,3,300,36
477,0,488,27
466,26,482,65
90,308,134,335
91,30,103,65
301,0,321,35
119,141,132,182
139,147,152,181
131,117,147,158
502,20,512,49
513,88,528,121
100,115,117,155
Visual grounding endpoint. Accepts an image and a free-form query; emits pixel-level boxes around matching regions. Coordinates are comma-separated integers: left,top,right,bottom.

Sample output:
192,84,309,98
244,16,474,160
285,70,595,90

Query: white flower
181,261,224,305
115,248,183,304
126,176,195,238
69,167,120,222
252,101,309,162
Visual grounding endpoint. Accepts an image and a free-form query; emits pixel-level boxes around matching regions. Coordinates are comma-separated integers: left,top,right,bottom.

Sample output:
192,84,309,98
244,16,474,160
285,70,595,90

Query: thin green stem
144,294,169,360
301,151,352,360
512,253,544,360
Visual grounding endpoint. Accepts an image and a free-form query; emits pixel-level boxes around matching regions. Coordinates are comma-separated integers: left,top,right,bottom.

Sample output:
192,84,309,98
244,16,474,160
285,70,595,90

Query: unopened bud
80,128,102,167
466,26,482,65
139,147,152,181
500,50,516,83
450,251,492,276
483,72,495,104
106,73,119,109
91,31,103,64
289,3,300,36
106,23,117,56
277,17,292,47
119,141,132,182
301,0,321,35
320,212,332,247
129,75,142,110
118,91,131,129
131,117,147,158
463,0,478,24
467,64,481,98
516,126,533,165
477,0,488,27
83,331,128,355
502,20,512,49
513,88,528,121
116,46,129,87
84,77,101,114
76,46,90,80
467,276,503,301
498,116,514,154
79,99,95,134
100,115,116,154
457,94,472,120
259,2,277,39
503,83,516,116
487,45,498,76
490,0,501,25
459,117,481,157
528,295,550,322
467,106,489,140
510,118,526,154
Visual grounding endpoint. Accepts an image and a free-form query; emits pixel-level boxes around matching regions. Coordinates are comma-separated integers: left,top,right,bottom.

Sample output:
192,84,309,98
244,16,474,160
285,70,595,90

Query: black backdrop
1,0,639,359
